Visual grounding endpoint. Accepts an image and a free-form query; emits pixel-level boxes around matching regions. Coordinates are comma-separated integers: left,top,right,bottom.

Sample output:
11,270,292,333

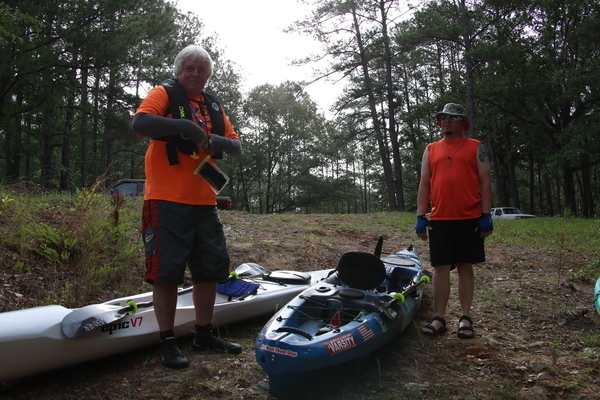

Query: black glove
132,113,206,145
206,135,242,156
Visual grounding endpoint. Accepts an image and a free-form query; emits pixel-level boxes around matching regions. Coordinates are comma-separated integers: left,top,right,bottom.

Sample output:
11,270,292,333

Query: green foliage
1,0,600,218
1,180,599,314
488,217,600,254
0,194,14,213
571,257,600,281
0,183,144,311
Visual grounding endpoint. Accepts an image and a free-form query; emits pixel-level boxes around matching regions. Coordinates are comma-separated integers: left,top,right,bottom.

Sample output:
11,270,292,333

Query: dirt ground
1,211,599,400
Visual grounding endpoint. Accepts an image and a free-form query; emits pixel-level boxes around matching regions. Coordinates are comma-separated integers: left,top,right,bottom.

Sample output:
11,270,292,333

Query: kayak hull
0,268,331,382
255,247,425,397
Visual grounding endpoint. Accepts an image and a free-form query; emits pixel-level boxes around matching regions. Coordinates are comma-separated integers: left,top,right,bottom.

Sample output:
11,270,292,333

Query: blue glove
415,215,430,234
478,213,493,233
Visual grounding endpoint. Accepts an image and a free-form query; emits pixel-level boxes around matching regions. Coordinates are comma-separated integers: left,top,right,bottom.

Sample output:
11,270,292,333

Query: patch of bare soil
1,212,599,400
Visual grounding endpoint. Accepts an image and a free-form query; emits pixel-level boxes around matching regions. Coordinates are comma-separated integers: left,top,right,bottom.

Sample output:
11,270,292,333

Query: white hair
173,45,213,77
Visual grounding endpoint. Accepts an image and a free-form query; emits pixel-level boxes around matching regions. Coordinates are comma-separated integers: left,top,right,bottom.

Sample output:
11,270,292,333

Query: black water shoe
159,332,189,368
193,324,242,354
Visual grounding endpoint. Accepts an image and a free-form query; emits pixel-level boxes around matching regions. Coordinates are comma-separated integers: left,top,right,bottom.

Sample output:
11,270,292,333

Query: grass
1,184,600,400
2,181,600,313
489,217,600,253
489,217,600,284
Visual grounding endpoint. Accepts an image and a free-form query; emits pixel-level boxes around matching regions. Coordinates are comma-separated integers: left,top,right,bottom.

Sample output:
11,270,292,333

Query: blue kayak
255,245,427,397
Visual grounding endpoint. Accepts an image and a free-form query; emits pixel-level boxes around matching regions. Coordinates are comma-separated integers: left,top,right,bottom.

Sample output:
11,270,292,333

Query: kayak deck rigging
255,245,428,397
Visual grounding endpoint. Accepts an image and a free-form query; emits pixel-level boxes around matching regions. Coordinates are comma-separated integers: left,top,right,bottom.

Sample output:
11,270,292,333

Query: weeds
0,182,143,311
556,233,566,285
570,257,600,281
0,195,14,213
1,182,598,312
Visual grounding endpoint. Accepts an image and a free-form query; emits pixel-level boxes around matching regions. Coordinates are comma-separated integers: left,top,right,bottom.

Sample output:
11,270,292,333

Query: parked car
109,179,232,210
491,207,536,219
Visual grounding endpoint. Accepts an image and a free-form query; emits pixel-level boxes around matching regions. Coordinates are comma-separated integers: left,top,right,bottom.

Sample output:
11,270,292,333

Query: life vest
155,78,225,165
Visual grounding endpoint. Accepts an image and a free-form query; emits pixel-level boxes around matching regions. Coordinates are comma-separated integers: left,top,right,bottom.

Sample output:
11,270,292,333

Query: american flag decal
357,324,374,341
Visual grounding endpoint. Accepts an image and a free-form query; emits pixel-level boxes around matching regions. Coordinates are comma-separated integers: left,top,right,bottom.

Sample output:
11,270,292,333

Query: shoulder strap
162,78,225,137
199,91,225,159
162,78,192,121
156,78,192,165
201,92,225,137
157,78,227,164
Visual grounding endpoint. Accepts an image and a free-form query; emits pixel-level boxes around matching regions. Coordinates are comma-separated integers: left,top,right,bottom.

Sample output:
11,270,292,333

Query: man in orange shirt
415,103,493,339
132,45,242,368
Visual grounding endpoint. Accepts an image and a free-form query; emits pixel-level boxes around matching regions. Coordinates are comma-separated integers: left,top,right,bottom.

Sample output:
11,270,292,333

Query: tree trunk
79,67,90,187
459,0,475,137
503,125,520,208
99,69,117,177
5,100,22,181
562,166,576,216
351,8,396,210
528,154,534,214
543,174,554,216
42,108,55,189
580,154,594,218
61,96,74,190
379,0,405,211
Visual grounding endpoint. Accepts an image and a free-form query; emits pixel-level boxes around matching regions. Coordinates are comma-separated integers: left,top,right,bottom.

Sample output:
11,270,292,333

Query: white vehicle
491,207,536,219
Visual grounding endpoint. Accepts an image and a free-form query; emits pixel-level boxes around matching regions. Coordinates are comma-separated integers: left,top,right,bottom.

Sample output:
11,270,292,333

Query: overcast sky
177,0,342,113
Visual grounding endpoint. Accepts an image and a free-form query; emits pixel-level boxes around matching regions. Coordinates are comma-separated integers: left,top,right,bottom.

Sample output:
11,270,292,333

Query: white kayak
0,263,331,382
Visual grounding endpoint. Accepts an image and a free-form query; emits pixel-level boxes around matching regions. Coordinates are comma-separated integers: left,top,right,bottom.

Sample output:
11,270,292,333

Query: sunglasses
438,114,462,121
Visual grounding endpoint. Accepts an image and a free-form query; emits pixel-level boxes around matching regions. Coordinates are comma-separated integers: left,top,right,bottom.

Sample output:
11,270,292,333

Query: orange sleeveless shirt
427,137,482,220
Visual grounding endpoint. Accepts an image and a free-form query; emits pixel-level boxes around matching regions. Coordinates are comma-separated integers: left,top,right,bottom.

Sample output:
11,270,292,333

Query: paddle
61,286,193,339
375,274,430,319
392,274,430,303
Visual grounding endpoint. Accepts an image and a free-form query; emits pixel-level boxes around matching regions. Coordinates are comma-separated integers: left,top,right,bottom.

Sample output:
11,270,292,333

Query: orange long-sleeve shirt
135,86,239,205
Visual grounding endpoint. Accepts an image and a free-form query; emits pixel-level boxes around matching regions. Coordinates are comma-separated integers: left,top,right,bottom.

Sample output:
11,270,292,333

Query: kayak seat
337,251,386,291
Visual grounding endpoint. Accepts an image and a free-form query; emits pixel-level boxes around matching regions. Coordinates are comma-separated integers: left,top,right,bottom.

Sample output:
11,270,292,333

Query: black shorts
429,219,485,267
142,200,230,285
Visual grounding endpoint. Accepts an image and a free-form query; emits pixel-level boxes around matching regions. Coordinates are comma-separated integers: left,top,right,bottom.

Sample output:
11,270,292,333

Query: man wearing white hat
415,103,493,339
